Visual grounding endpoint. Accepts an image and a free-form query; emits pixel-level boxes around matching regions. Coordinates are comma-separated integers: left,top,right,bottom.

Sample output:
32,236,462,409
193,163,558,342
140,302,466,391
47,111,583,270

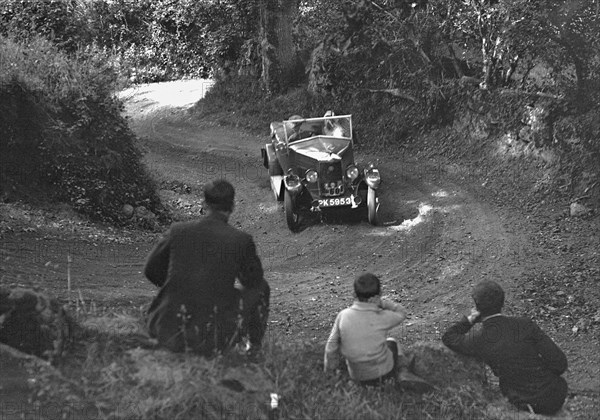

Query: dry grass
21,311,550,420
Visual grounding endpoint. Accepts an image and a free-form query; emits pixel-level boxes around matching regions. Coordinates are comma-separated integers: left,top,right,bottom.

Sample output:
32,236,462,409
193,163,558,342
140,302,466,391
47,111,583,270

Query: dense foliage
0,36,162,223
197,0,599,205
0,0,259,82
1,0,598,217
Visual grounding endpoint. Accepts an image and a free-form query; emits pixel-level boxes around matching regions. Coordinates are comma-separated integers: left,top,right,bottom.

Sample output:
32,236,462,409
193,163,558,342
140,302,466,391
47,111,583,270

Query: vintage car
261,112,381,231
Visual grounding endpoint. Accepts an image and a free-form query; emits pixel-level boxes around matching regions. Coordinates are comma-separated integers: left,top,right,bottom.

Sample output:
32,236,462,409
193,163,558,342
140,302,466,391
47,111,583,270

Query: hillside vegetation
1,0,598,219
0,2,599,419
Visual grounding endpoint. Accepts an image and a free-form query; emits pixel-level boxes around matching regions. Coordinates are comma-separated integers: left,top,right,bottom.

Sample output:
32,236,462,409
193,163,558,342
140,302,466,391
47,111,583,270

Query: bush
0,0,258,83
0,35,163,224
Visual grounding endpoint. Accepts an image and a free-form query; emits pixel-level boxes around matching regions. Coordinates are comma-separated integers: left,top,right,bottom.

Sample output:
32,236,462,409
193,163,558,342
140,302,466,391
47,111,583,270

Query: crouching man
442,280,568,415
144,179,270,358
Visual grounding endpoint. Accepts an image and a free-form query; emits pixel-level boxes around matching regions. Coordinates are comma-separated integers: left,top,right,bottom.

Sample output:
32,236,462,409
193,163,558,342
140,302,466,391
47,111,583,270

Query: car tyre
367,187,379,226
284,189,300,231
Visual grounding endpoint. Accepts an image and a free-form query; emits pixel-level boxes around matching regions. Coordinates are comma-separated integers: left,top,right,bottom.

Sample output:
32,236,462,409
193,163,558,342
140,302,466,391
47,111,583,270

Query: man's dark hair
203,179,234,212
354,272,381,301
472,280,505,317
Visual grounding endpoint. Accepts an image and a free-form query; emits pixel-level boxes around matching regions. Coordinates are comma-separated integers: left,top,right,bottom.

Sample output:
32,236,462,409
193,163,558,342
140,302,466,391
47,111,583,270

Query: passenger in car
322,113,344,138
324,272,408,385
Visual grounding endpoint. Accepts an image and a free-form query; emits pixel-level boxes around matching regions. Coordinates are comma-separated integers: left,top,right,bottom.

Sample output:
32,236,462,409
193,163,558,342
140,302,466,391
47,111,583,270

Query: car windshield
282,115,352,144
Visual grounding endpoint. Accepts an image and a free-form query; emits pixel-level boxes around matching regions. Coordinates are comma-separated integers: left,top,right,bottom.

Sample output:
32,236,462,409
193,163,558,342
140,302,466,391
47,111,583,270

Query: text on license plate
318,197,352,207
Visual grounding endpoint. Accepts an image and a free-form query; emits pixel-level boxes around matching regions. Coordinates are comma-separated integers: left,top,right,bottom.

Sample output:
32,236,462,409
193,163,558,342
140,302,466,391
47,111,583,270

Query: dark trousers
159,280,270,356
237,280,270,347
360,339,399,387
513,376,568,415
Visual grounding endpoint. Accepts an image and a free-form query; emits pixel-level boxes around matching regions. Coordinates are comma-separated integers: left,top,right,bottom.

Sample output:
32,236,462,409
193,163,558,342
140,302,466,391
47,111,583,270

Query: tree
546,0,600,108
259,0,299,93
428,0,599,104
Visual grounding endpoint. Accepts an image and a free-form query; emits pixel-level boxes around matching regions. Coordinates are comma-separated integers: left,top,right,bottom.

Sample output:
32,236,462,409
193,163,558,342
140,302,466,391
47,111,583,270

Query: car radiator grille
319,161,344,196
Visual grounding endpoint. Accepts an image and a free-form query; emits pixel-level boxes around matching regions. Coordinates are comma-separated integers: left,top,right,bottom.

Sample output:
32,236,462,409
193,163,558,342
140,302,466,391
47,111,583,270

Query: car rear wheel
367,187,379,226
284,189,300,231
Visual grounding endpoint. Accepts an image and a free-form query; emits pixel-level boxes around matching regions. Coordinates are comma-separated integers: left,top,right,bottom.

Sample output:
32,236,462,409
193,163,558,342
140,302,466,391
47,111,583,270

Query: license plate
318,197,352,207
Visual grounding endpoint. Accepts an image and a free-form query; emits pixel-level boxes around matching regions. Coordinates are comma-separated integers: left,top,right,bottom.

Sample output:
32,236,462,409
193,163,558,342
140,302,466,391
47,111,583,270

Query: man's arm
441,316,479,357
379,299,408,328
238,236,264,289
531,321,568,375
380,299,407,317
324,313,342,372
144,231,171,288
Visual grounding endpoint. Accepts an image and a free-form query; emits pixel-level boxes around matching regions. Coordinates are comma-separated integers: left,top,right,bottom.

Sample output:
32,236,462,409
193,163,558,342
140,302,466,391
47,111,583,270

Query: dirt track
1,80,598,416
121,81,597,394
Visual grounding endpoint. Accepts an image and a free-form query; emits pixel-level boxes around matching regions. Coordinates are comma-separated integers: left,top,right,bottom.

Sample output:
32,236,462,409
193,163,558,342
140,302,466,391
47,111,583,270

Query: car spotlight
365,164,381,188
284,171,303,193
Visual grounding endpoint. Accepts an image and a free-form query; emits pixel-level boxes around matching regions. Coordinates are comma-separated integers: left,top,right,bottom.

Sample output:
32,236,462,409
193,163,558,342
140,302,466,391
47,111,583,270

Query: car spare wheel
367,187,379,226
284,189,300,231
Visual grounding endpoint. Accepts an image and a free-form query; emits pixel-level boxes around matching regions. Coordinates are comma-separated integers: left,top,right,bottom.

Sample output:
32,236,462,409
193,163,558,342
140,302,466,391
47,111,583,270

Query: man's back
165,215,261,309
325,300,406,381
145,212,264,352
443,315,567,408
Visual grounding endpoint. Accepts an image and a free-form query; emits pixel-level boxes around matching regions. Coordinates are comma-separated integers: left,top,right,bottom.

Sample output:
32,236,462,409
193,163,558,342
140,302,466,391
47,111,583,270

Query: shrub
0,0,257,83
0,35,163,224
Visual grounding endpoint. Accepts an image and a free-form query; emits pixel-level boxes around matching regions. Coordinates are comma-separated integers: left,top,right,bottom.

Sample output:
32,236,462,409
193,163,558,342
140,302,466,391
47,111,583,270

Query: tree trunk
259,0,298,94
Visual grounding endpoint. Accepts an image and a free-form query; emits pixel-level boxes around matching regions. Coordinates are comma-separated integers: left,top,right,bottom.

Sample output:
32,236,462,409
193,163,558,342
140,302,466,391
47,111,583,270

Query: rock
134,205,149,217
593,310,600,324
0,342,71,409
569,202,589,217
133,206,159,230
122,204,135,218
0,288,73,361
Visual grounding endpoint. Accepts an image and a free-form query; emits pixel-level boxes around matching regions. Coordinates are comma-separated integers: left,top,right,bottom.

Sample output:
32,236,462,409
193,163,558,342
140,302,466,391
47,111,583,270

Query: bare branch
500,89,564,100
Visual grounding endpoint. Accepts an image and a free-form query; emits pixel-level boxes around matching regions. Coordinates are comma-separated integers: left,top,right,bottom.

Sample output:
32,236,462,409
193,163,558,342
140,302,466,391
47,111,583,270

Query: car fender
263,143,283,175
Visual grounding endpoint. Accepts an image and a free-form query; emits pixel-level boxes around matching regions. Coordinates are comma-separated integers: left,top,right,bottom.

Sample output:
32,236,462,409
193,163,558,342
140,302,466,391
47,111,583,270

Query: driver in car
286,115,312,142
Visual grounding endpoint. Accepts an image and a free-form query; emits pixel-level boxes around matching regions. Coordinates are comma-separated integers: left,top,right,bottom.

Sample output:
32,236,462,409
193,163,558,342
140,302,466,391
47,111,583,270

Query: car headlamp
305,169,318,183
346,165,359,181
365,164,381,188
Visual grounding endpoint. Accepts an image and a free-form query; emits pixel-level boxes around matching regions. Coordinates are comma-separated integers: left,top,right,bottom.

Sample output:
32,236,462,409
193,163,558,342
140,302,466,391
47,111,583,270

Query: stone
134,205,149,217
569,202,589,217
0,287,73,361
122,204,134,218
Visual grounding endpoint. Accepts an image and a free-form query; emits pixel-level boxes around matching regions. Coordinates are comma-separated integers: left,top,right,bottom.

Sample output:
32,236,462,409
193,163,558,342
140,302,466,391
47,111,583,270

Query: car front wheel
284,189,300,231
367,187,379,226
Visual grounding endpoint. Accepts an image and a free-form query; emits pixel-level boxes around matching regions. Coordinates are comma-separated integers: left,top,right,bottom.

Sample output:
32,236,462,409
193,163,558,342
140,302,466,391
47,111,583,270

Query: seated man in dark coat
442,280,568,415
144,179,270,357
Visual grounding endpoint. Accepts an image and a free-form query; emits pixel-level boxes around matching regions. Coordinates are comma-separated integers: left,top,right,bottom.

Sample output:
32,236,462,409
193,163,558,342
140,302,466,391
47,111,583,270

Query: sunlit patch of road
371,187,465,236
118,79,214,109
370,202,433,236
390,203,433,231
431,189,449,198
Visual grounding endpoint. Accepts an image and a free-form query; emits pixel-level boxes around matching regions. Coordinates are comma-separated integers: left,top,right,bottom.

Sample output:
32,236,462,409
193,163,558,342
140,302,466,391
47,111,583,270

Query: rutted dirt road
1,79,597,418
